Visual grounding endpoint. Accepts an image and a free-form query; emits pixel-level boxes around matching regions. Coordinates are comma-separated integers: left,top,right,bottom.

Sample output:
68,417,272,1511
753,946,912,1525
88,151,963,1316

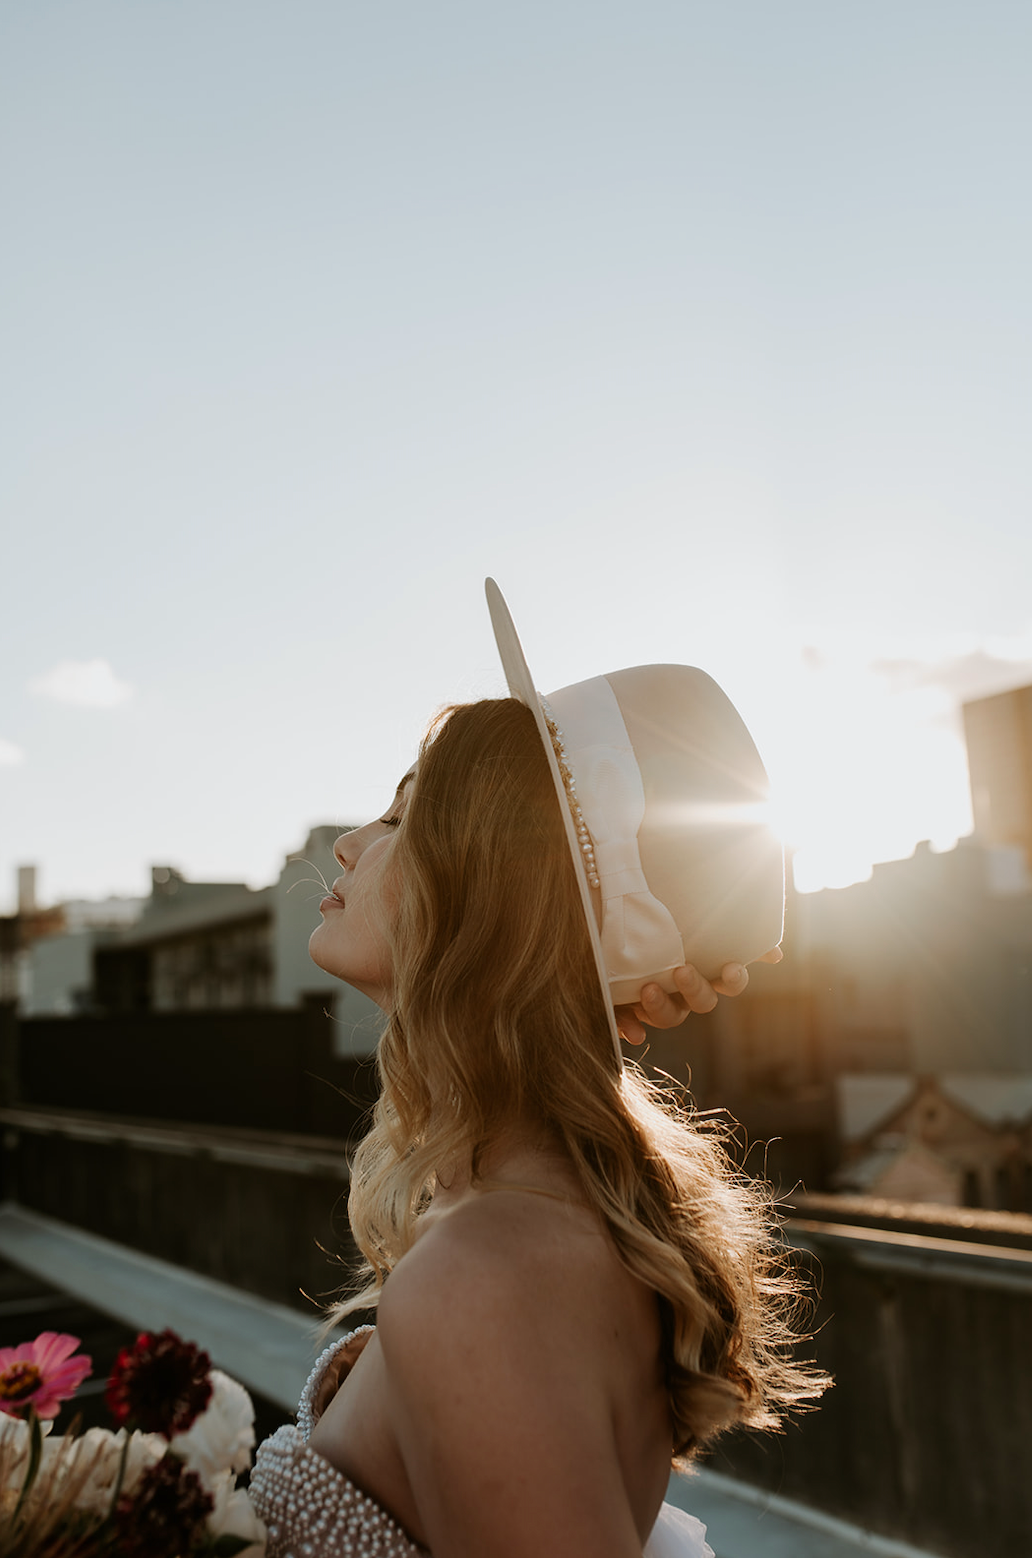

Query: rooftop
0,1204,945,1558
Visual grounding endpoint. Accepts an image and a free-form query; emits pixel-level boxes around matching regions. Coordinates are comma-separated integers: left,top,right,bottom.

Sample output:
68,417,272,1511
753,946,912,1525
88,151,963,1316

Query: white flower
1,1425,164,1517
208,1469,267,1556
1,1412,57,1490
0,1413,31,1488
56,1427,165,1515
0,1412,52,1449
0,1414,29,1446
170,1369,256,1486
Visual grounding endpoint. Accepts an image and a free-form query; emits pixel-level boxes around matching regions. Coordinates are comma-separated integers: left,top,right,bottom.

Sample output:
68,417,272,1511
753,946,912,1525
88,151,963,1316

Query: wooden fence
3,1003,379,1139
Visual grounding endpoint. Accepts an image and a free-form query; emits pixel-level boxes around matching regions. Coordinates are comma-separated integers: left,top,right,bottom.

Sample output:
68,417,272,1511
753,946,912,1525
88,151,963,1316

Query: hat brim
485,578,624,1064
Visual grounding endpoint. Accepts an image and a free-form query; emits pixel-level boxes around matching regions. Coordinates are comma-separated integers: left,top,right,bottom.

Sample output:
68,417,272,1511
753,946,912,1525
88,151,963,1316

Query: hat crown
547,665,784,1002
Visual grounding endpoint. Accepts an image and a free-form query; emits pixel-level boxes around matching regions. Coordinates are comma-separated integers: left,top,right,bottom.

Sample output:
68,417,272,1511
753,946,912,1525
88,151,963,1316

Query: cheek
352,855,396,934
308,868,396,987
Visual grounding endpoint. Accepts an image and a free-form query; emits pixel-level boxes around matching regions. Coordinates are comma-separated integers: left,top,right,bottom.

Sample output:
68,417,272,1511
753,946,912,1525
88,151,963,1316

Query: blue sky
3,1,1031,911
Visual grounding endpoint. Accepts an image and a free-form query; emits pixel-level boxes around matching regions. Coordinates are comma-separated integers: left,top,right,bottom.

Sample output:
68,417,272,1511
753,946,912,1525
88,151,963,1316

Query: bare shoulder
383,1189,638,1339
375,1190,665,1556
378,1187,659,1402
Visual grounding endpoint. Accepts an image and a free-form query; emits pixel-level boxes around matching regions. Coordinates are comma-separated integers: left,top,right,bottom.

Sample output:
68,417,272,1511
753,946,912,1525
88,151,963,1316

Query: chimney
151,865,185,898
16,866,37,916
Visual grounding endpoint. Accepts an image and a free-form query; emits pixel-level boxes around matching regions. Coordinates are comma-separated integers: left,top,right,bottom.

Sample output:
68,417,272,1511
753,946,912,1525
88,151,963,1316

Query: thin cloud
29,658,134,709
790,627,1032,706
0,739,24,766
871,644,1032,705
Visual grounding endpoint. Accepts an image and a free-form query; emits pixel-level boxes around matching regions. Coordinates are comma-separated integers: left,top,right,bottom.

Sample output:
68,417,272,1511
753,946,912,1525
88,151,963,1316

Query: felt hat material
485,579,784,1060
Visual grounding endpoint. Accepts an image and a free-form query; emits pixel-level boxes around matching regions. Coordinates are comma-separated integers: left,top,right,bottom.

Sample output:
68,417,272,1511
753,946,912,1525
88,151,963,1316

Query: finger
757,945,784,965
639,982,690,1028
671,964,719,1014
614,1006,648,1046
712,961,748,997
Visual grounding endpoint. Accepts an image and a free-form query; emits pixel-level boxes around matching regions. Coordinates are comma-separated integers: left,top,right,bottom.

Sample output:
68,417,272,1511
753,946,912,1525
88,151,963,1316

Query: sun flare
759,663,975,894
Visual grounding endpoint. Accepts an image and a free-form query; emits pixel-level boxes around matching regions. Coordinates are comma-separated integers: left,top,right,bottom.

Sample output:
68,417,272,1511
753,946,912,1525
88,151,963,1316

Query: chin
308,926,390,1008
308,922,345,979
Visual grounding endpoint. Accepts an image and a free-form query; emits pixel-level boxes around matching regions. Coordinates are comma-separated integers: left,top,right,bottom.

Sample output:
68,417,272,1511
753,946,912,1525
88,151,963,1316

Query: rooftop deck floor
0,1204,942,1557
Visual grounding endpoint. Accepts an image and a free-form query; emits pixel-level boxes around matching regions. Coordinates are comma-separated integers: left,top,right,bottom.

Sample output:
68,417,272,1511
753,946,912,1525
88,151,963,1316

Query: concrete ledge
0,1203,331,1411
668,1469,946,1558
787,1216,1032,1295
0,1105,350,1179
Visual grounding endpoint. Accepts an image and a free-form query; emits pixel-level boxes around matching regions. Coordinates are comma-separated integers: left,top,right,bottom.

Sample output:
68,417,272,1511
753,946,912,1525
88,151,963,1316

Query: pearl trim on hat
541,700,600,889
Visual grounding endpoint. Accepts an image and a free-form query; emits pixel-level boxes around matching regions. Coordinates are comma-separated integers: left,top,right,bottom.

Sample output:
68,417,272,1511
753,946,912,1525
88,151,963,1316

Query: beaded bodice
250,1329,429,1558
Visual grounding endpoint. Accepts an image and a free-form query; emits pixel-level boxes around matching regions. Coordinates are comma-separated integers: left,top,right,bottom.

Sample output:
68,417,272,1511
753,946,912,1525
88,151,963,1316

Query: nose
333,829,357,870
333,821,376,870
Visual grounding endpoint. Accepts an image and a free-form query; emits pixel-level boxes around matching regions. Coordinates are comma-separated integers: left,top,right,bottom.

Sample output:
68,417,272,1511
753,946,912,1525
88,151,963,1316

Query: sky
2,0,1031,914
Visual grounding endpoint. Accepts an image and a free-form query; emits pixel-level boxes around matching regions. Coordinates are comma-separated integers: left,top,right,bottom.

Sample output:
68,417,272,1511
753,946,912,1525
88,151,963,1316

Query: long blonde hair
331,698,828,1459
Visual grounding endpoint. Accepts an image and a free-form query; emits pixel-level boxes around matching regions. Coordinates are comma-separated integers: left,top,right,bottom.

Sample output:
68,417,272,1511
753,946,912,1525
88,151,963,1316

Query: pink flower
0,1331,92,1420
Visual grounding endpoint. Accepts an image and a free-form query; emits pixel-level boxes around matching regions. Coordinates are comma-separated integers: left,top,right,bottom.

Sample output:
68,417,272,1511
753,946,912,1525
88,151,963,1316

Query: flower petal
30,1356,93,1418
28,1332,83,1371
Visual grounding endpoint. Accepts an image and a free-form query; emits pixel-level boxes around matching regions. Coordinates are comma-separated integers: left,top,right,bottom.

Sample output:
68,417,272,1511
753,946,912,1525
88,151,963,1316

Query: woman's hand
615,947,783,1045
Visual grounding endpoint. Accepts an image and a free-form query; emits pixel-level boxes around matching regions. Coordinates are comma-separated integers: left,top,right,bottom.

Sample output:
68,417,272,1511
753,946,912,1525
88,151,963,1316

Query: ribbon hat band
545,677,687,990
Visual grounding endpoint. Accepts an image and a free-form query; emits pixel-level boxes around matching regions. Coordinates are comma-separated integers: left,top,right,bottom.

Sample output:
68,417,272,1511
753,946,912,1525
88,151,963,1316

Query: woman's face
308,773,414,1008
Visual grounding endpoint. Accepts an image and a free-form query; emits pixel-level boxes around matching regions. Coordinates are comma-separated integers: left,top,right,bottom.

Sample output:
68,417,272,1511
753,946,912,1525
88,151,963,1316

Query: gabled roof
834,1138,956,1195
837,1071,1032,1141
115,884,275,945
939,1074,1032,1127
836,1074,915,1142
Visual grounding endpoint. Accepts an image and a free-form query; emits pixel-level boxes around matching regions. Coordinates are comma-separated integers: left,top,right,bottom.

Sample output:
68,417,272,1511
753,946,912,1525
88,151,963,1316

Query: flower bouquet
0,1327,266,1557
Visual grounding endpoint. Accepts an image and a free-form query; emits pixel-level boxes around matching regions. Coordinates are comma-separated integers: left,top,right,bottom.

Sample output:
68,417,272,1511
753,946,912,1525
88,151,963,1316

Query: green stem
11,1404,43,1522
105,1429,131,1522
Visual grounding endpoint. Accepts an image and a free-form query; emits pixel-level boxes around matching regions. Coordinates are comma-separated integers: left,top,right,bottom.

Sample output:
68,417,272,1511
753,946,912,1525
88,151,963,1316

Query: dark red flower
115,1450,214,1557
106,1328,213,1438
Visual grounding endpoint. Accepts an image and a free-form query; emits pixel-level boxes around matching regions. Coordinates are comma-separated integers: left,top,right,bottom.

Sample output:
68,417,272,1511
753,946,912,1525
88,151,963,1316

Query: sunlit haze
3,3,1031,913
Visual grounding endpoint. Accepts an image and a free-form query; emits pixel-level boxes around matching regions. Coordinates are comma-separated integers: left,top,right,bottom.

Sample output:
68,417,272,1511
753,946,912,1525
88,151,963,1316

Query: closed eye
379,770,415,830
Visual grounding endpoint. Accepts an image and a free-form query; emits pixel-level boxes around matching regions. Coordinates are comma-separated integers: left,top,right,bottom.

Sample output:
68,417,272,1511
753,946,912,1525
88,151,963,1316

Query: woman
251,583,827,1557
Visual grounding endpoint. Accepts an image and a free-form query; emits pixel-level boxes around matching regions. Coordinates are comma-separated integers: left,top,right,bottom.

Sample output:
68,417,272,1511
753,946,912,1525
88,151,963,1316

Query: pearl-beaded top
250,1328,429,1558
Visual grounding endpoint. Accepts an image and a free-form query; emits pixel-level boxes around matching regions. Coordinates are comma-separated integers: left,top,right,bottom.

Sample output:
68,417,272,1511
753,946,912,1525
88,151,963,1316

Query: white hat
486,579,784,1061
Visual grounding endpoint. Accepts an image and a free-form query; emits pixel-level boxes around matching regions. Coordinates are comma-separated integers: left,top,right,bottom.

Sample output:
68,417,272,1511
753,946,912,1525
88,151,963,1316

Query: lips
319,892,344,912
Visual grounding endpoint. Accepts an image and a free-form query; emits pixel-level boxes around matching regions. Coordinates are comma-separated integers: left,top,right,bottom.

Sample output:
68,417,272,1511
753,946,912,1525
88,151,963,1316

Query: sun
761,670,973,894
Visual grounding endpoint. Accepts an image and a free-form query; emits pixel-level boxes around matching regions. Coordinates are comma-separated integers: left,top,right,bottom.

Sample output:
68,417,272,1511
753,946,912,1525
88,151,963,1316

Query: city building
835,1072,1032,1209
19,828,380,1056
670,682,1032,1203
963,682,1032,870
0,867,66,1010
15,680,1032,1179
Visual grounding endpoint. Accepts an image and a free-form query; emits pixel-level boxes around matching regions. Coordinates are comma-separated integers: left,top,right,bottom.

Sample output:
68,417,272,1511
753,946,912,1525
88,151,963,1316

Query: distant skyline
3,2,1031,913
